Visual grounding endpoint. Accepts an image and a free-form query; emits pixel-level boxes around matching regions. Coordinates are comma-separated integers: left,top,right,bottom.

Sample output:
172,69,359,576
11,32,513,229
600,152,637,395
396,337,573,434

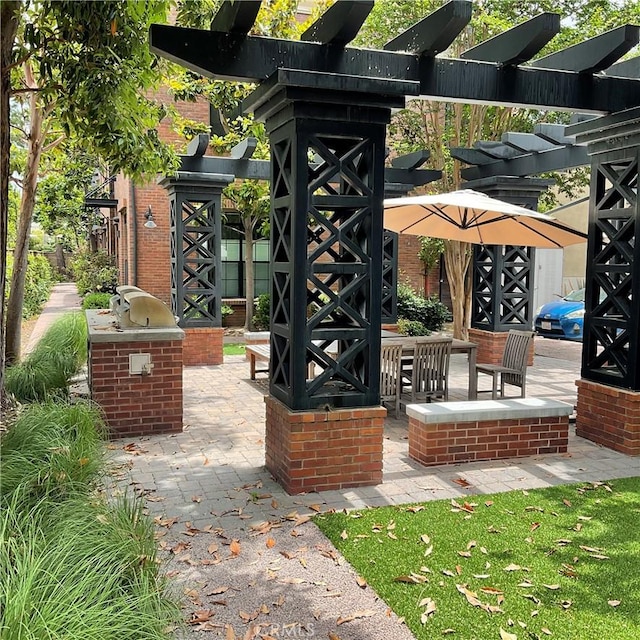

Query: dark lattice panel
472,245,534,331
269,118,384,411
382,230,398,323
169,193,222,328
581,150,639,390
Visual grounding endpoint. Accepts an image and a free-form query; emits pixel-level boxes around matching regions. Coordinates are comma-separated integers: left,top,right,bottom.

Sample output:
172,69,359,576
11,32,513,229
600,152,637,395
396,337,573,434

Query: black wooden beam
418,56,640,113
179,155,441,187
383,0,471,55
186,133,210,157
461,12,560,65
501,132,558,153
230,137,257,159
531,24,640,73
210,0,261,34
474,141,521,159
460,145,589,180
604,56,640,79
450,147,497,165
149,25,640,113
301,0,373,46
533,123,575,145
391,149,430,169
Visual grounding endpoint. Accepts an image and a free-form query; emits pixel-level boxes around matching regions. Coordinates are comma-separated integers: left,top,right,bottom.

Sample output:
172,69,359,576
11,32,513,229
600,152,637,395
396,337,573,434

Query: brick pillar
469,328,535,366
87,311,184,438
265,397,385,494
183,327,224,366
576,379,640,455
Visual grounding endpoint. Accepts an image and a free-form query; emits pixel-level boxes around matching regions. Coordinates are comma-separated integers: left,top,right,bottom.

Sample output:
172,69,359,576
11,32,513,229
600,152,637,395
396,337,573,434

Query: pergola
151,0,640,493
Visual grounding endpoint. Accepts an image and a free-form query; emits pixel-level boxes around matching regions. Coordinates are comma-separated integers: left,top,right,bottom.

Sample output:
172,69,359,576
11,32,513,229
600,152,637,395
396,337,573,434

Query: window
221,217,270,297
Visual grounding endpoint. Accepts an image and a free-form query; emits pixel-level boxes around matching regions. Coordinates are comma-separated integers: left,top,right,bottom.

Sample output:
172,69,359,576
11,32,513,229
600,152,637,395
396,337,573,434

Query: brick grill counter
87,310,185,438
407,398,572,467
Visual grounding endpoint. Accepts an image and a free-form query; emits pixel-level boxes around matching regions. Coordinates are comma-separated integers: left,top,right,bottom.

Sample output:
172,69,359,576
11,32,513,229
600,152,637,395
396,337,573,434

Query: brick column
469,328,535,366
87,310,184,438
575,379,640,455
265,397,385,494
183,327,224,366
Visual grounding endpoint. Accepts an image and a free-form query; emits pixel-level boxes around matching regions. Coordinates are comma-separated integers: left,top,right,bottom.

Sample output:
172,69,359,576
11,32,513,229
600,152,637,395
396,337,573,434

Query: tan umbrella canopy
383,189,587,248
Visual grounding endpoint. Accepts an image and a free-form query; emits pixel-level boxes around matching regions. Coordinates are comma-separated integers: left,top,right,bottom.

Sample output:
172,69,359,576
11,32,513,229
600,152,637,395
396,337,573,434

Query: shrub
252,292,270,330
397,318,430,336
5,312,88,403
71,249,118,295
5,252,56,319
0,402,105,510
81,292,112,309
397,283,451,333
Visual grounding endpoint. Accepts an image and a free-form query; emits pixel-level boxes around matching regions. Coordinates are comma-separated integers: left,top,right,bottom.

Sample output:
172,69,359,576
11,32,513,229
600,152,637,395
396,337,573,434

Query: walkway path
24,282,82,354
107,347,638,639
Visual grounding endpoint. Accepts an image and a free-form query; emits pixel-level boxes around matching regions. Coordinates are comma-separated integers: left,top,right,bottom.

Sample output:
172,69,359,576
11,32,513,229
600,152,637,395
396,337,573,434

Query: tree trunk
444,240,472,340
5,63,45,364
1,1,20,398
243,219,255,332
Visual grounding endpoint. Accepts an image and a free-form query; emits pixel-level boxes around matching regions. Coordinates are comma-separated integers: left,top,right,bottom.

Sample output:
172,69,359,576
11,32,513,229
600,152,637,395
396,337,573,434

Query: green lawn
315,477,640,640
223,342,246,356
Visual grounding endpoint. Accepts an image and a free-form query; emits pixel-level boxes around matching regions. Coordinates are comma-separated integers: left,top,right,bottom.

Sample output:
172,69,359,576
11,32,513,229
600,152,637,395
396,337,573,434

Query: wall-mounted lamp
144,206,157,229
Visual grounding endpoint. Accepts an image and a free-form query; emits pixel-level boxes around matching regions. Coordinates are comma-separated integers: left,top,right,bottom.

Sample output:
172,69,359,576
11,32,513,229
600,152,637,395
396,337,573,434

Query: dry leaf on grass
419,598,436,623
608,600,621,607
500,628,518,640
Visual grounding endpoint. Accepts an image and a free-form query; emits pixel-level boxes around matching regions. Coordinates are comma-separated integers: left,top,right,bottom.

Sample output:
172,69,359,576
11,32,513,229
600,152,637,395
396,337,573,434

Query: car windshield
563,289,585,302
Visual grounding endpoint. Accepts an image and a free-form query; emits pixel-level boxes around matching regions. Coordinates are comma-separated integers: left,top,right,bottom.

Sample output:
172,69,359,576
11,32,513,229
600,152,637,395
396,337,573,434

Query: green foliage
316,478,640,640
71,249,118,295
5,252,56,319
418,237,445,273
5,312,88,402
397,283,451,333
397,318,430,337
0,401,180,638
252,293,270,331
221,303,234,318
81,292,113,310
0,402,105,509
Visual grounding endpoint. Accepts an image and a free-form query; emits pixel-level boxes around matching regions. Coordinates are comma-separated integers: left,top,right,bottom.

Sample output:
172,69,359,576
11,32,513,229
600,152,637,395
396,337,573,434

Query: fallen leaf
473,574,491,579
328,634,342,640
481,587,504,595
590,553,610,560
356,576,367,588
407,505,424,513
543,584,560,590
207,586,229,596
485,500,494,507
340,530,348,540
387,532,397,540
188,609,215,625
608,600,621,607
336,610,376,625
563,499,572,507
442,629,456,635
458,551,472,558
442,569,456,577
191,495,202,503
530,522,541,532
518,581,533,588
578,515,592,521
424,545,434,556
420,598,436,623
229,540,241,556
453,477,472,487
271,498,279,509
421,534,431,545
542,628,553,636
561,600,572,609
467,540,477,550
309,504,321,512
500,628,518,640
225,624,236,640
504,563,522,572
455,565,463,575
207,542,219,554
265,537,276,549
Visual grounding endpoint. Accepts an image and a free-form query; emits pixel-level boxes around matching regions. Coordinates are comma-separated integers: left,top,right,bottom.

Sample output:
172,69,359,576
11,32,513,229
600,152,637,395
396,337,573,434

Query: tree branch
43,134,65,153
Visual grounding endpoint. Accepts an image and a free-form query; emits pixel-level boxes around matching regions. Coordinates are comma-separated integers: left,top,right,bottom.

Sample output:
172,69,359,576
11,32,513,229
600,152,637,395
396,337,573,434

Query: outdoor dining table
381,331,478,400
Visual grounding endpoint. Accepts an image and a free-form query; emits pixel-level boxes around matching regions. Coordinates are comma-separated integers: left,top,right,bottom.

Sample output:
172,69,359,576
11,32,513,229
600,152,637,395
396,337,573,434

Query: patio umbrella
383,189,587,248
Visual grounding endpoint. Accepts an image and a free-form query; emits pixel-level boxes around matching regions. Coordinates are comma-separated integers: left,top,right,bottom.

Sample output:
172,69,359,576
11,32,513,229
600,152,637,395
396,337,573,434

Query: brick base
89,340,183,438
576,379,640,455
469,328,535,366
264,396,385,494
183,327,224,366
408,415,568,466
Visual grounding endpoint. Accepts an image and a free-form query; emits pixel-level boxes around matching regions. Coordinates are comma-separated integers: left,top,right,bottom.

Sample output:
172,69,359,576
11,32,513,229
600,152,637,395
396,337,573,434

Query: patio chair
475,329,535,399
402,337,452,403
380,342,403,417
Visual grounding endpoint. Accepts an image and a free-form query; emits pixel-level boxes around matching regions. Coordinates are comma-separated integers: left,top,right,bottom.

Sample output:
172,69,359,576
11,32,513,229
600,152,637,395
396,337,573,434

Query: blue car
534,288,585,341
